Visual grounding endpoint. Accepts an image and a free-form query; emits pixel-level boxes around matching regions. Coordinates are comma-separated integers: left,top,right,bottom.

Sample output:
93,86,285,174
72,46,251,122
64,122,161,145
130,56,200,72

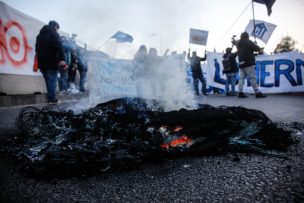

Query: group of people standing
35,20,88,103
60,36,88,94
36,21,264,103
223,31,265,98
187,31,266,98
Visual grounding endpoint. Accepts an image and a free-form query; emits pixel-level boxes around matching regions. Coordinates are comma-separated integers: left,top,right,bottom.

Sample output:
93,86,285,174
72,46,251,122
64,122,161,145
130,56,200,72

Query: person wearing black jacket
222,47,238,96
236,32,265,98
187,50,207,96
35,20,66,103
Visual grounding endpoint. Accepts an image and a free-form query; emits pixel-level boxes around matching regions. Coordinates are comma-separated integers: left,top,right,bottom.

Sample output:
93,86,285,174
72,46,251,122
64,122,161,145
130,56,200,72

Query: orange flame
173,126,183,132
160,135,192,149
160,143,170,150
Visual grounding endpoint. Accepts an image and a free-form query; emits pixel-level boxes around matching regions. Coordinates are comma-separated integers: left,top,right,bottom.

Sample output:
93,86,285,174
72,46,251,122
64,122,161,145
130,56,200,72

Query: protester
35,20,66,103
67,48,79,94
236,32,266,98
59,36,72,94
222,47,238,96
77,48,89,92
146,48,164,96
132,45,148,97
187,50,207,96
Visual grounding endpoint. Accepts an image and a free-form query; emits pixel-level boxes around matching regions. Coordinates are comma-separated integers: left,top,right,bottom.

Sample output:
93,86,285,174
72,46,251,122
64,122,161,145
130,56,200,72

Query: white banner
206,51,304,93
0,1,68,76
0,1,45,76
88,55,197,110
189,28,208,46
245,19,276,44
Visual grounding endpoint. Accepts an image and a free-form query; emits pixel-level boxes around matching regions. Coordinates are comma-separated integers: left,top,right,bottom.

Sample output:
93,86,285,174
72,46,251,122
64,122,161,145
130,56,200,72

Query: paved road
196,93,304,123
0,94,303,202
1,93,303,129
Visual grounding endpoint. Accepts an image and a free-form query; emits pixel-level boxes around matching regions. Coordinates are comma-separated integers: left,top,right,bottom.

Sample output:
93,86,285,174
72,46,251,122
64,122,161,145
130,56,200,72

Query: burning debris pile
3,97,293,177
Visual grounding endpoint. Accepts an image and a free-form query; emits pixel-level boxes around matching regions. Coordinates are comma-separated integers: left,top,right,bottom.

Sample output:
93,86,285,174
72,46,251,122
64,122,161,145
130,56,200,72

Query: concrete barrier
0,74,46,95
0,93,47,107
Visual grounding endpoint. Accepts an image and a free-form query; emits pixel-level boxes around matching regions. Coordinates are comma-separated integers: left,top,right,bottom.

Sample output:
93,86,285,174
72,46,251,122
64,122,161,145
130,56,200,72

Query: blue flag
253,0,276,16
111,31,133,43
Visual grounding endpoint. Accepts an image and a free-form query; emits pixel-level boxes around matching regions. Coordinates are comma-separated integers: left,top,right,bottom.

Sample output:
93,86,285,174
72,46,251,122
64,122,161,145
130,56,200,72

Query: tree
274,36,298,53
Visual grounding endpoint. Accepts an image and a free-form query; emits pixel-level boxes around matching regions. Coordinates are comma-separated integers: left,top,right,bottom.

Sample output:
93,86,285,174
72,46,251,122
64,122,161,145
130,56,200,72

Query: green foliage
274,36,299,53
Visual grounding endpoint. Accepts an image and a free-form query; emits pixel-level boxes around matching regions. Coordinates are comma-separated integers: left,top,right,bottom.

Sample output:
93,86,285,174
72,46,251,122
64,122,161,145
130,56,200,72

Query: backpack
222,55,231,73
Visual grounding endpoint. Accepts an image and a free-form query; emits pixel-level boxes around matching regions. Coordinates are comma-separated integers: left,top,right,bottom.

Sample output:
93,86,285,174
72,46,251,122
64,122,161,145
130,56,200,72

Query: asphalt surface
0,94,303,202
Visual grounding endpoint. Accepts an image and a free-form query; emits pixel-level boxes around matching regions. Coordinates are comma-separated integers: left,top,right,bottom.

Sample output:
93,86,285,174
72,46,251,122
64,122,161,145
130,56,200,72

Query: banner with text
206,51,304,93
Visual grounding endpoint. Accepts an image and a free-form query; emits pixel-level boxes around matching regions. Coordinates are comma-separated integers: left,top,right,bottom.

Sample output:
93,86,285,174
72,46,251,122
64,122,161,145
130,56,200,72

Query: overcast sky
2,0,304,59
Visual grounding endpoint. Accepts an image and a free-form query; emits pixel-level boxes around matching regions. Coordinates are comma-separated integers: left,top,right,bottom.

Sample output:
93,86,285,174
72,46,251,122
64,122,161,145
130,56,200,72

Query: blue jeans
193,74,206,95
59,69,68,91
225,72,237,94
79,70,87,91
42,69,58,101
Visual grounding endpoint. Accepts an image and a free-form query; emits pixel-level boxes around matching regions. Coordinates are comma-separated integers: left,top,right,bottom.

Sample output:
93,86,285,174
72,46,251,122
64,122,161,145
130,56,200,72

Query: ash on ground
0,97,296,178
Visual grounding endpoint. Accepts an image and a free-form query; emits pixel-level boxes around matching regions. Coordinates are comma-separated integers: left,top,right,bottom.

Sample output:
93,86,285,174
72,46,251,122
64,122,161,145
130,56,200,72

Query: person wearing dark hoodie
236,32,265,98
187,50,207,96
35,20,66,103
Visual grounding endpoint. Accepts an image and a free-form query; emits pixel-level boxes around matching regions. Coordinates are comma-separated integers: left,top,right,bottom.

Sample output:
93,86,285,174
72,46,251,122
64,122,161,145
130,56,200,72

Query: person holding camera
236,32,266,98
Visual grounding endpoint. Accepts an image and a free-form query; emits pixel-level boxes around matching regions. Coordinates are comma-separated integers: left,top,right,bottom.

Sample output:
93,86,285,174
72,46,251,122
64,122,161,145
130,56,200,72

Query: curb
0,92,89,107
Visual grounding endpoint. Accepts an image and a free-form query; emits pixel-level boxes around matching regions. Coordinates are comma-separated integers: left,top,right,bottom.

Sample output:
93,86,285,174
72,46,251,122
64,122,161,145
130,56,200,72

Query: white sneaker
70,85,79,94
67,83,79,94
71,88,79,94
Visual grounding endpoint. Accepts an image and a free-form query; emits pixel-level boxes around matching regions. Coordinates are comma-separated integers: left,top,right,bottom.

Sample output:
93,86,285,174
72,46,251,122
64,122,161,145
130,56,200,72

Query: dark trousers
59,69,68,91
68,68,77,84
193,74,206,95
79,70,87,91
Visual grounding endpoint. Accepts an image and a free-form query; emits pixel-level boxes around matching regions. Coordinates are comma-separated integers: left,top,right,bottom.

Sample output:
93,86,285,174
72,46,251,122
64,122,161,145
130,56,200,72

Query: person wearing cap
236,32,266,98
35,20,66,103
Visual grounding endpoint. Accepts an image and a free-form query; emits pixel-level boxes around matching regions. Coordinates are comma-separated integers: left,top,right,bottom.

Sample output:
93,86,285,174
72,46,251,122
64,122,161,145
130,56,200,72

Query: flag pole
96,38,111,51
188,29,191,53
251,0,257,43
113,40,117,58
252,0,261,86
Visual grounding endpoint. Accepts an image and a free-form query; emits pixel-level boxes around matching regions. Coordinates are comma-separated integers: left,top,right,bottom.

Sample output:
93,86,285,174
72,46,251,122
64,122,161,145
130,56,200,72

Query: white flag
189,28,208,45
245,19,276,44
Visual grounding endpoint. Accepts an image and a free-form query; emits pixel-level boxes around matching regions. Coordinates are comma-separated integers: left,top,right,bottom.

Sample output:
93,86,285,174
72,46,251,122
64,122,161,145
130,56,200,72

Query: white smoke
76,53,198,112
144,54,198,111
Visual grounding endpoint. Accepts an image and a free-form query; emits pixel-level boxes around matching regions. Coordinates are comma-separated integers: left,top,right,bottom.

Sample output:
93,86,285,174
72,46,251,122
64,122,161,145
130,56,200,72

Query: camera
231,35,238,46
